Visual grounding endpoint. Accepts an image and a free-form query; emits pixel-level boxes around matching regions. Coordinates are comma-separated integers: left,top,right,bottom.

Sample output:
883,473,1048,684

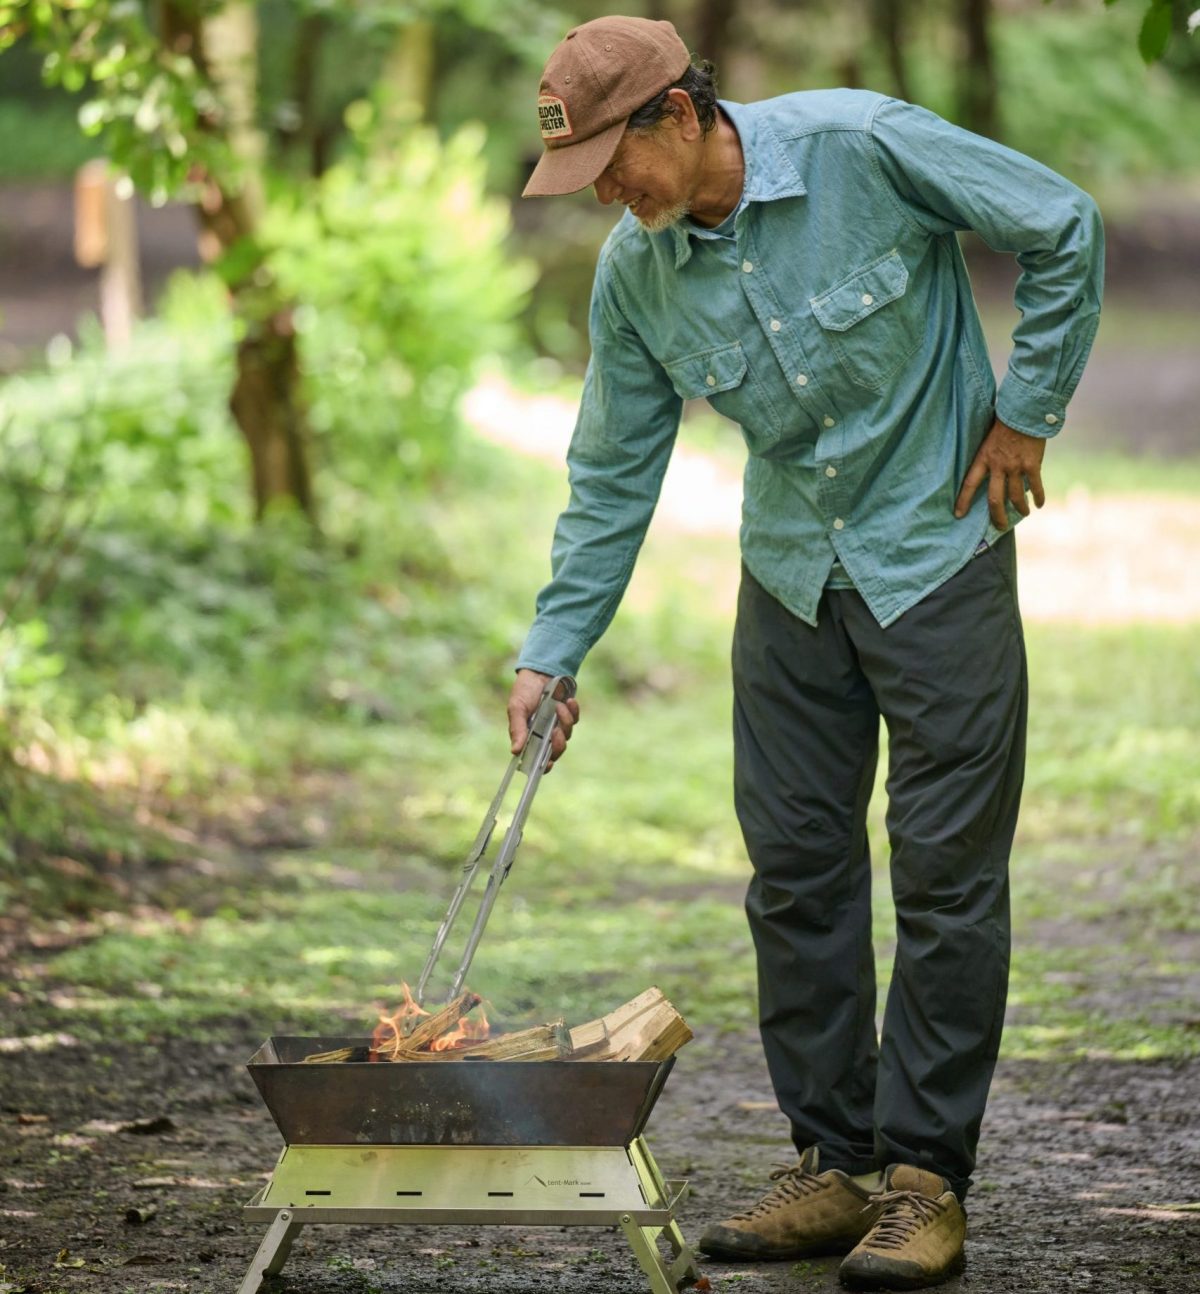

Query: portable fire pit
238,1041,700,1294
239,678,701,1291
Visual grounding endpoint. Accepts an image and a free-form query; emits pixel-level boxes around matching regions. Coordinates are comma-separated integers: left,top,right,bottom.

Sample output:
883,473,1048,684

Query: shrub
262,107,535,491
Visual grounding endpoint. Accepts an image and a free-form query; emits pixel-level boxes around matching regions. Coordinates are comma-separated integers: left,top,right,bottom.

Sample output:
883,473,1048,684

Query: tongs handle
414,675,576,1006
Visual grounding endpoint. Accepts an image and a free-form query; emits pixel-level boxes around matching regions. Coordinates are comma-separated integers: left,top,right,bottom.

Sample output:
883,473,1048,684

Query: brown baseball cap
522,16,691,198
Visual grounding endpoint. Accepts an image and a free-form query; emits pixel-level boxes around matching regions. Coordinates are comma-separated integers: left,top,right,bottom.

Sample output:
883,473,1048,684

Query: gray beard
637,199,690,233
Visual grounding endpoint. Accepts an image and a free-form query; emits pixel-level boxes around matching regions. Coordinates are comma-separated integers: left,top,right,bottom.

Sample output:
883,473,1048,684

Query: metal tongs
413,675,576,1007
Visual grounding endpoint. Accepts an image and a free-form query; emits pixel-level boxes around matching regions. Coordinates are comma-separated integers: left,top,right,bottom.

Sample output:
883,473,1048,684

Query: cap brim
522,118,628,197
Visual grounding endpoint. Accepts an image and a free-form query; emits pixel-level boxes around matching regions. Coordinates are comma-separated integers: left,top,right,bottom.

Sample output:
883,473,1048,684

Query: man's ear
665,87,702,141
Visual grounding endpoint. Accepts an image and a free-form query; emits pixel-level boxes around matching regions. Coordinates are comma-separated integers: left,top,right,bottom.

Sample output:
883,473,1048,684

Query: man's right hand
506,669,580,769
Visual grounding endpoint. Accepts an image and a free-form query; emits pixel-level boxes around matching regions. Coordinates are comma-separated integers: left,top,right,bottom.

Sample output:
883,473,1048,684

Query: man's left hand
954,418,1047,530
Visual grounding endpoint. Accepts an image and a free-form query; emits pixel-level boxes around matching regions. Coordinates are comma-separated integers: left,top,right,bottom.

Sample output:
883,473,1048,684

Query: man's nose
593,173,620,205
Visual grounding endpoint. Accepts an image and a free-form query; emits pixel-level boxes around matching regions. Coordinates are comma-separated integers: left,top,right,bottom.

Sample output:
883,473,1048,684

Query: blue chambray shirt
516,91,1104,678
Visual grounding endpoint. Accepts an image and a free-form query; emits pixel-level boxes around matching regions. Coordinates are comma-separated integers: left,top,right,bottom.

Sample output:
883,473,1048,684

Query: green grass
4,435,1197,1064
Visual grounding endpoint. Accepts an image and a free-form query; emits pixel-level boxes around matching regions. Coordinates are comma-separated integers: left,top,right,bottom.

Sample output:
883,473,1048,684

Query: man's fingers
508,673,580,767
988,466,1008,530
1028,467,1046,509
507,700,529,754
555,699,577,739
1008,471,1030,517
954,459,988,518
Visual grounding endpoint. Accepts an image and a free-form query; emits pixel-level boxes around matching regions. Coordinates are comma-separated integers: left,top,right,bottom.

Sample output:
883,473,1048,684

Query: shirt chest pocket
661,341,781,451
810,249,921,392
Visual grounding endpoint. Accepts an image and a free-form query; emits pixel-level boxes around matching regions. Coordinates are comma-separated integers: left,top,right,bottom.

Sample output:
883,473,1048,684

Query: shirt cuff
515,622,589,679
996,371,1068,439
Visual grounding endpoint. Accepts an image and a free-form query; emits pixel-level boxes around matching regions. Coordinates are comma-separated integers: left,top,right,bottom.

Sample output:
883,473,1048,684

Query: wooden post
73,160,143,349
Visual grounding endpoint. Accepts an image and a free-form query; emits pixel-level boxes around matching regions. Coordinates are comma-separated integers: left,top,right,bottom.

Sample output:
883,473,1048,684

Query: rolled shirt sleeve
515,251,682,678
869,98,1104,438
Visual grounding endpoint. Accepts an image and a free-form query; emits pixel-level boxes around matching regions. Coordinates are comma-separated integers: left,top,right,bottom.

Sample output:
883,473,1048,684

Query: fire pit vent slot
304,1190,331,1196
487,1191,514,1197
395,1191,422,1197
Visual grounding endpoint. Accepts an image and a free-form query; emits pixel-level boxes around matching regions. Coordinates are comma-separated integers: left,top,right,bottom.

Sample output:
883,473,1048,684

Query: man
506,15,1103,1291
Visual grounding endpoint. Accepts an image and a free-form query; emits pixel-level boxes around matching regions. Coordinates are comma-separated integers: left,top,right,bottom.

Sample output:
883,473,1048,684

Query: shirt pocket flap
663,342,748,400
810,250,909,333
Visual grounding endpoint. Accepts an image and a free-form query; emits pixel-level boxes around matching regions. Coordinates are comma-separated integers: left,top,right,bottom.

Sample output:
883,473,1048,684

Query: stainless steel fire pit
239,1039,701,1294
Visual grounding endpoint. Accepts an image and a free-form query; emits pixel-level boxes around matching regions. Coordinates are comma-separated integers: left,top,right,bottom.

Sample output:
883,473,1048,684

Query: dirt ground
2,1006,1197,1294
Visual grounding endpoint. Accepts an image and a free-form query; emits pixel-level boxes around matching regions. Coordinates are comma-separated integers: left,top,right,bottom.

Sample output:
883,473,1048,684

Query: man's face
593,120,700,232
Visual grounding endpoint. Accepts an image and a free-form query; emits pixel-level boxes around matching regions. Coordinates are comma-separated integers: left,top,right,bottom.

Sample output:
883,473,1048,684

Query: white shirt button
861,293,874,306
1045,413,1059,425
825,465,838,478
823,416,836,428
833,518,845,530
795,373,809,386
705,374,716,387
742,260,754,273
769,319,782,332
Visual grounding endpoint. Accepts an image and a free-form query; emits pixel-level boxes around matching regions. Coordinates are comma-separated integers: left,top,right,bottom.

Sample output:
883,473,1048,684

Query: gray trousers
732,533,1027,1200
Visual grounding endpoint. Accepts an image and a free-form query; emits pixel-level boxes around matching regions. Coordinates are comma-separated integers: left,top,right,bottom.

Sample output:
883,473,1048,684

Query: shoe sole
700,1237,860,1262
838,1251,966,1290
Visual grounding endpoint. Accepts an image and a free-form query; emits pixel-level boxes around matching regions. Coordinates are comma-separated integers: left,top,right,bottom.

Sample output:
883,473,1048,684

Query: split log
461,1021,572,1061
389,991,481,1057
569,987,693,1062
302,1046,355,1065
568,986,661,1053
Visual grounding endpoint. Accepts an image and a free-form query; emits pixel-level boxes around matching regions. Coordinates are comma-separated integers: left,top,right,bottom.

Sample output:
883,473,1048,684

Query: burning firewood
388,991,482,1057
301,987,691,1064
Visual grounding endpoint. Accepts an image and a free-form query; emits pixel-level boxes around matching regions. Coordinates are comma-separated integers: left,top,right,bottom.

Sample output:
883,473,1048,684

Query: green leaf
78,101,107,134
1138,0,1173,62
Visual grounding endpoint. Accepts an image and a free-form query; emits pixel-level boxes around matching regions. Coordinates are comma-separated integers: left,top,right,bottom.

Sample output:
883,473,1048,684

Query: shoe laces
860,1188,949,1250
733,1161,825,1219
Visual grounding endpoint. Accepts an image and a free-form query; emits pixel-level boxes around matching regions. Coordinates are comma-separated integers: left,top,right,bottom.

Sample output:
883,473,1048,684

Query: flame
370,982,429,1061
369,982,491,1060
428,1002,490,1052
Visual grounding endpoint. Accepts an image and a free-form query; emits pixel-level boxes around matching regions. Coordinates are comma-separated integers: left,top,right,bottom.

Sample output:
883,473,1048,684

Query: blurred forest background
0,0,1197,1059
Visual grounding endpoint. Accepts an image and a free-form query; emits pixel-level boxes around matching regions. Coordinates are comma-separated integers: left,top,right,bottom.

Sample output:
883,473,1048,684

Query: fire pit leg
620,1212,700,1294
620,1137,702,1293
237,1208,305,1294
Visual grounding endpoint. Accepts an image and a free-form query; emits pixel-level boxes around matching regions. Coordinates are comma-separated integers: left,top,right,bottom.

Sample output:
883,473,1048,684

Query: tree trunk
694,0,737,61
158,0,316,523
959,0,999,139
273,8,329,179
376,18,435,150
229,313,316,520
873,0,912,102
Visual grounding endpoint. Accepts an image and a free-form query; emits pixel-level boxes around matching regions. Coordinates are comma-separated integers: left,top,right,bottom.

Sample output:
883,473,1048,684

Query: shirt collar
669,100,807,268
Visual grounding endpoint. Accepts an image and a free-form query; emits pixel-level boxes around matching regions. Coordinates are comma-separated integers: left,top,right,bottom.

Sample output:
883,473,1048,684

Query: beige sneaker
838,1164,966,1290
699,1146,884,1261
